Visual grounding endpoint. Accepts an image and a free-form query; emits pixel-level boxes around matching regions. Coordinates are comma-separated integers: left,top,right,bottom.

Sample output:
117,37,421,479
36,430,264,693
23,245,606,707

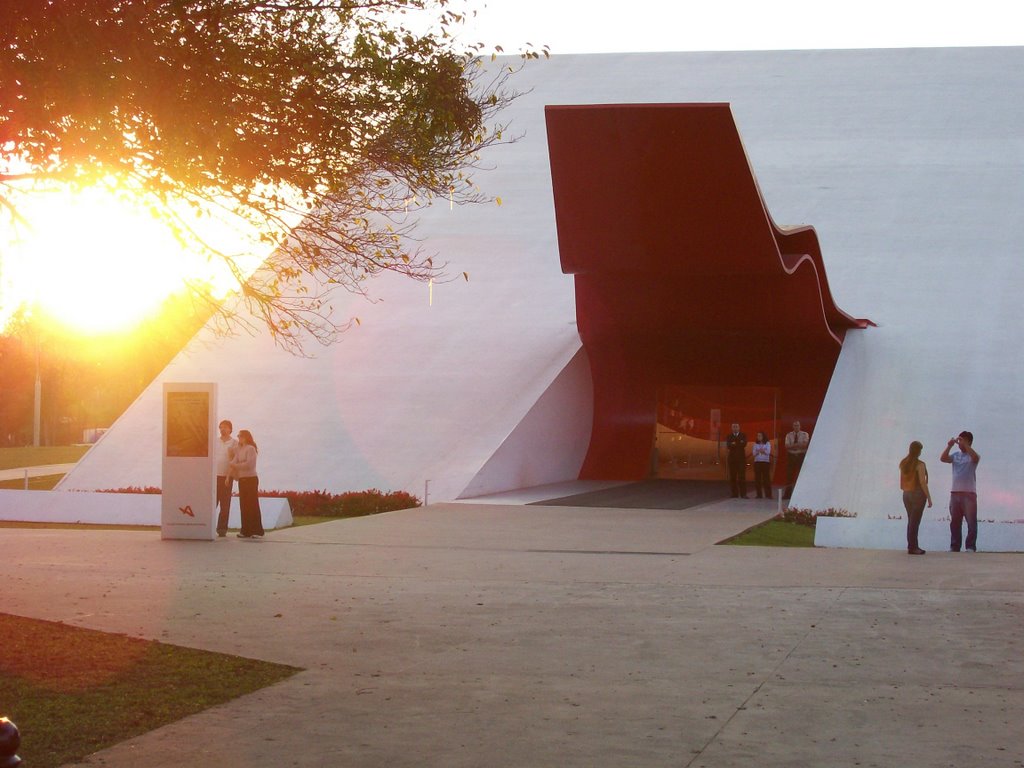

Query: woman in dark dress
231,429,264,538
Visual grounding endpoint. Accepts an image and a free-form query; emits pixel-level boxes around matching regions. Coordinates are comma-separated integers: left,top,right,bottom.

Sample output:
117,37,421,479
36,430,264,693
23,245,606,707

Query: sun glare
1,186,262,334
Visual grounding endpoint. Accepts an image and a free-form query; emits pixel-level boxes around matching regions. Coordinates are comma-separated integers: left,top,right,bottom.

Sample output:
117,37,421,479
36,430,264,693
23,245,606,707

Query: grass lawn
0,613,301,768
0,473,64,490
0,445,91,470
722,519,816,547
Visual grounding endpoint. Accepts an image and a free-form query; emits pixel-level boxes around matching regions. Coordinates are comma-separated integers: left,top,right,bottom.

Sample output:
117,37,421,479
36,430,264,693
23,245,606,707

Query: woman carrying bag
899,440,932,555
231,429,265,539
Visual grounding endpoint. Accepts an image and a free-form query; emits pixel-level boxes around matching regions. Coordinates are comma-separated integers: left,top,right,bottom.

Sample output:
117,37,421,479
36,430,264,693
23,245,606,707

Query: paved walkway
2,497,1022,767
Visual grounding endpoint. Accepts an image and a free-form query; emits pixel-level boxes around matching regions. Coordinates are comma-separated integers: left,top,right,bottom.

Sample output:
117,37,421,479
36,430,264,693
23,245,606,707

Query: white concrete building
58,47,1024,544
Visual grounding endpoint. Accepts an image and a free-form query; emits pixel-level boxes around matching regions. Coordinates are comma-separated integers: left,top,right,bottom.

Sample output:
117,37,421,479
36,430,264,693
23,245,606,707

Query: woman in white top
752,431,772,499
230,429,265,538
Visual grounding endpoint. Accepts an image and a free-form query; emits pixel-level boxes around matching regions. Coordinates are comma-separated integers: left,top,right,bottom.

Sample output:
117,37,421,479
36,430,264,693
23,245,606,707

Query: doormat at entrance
529,479,732,510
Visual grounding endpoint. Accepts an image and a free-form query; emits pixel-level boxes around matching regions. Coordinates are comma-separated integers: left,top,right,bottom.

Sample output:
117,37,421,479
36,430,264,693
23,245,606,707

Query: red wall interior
545,104,870,481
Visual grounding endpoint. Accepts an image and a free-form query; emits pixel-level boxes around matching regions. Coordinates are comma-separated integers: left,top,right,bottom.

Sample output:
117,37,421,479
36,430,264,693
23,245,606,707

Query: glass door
654,385,778,481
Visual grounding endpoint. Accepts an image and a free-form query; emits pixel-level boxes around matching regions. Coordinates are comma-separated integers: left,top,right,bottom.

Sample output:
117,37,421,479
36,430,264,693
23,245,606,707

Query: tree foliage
0,295,211,445
0,0,539,350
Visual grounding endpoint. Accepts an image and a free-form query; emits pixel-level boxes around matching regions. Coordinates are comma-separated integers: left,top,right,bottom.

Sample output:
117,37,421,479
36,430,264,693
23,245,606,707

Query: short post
777,487,784,517
423,479,430,508
23,469,28,490
0,716,22,768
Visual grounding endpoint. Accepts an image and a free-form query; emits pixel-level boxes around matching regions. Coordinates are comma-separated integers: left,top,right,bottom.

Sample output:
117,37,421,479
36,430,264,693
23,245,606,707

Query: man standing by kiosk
215,419,238,538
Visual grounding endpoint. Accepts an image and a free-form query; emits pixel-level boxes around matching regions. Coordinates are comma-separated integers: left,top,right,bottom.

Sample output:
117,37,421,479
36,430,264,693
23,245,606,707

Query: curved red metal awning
545,103,872,480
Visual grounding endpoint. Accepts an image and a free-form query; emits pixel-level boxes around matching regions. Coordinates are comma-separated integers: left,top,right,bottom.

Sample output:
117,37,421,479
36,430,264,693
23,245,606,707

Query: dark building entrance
544,104,871,484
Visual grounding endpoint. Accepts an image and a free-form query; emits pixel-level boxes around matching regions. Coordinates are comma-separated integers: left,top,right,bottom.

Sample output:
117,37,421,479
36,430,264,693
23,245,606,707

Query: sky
453,0,1023,54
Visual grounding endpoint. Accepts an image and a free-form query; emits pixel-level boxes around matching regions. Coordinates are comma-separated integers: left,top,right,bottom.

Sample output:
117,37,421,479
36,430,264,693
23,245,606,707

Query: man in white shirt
783,420,809,499
215,419,238,537
940,430,981,552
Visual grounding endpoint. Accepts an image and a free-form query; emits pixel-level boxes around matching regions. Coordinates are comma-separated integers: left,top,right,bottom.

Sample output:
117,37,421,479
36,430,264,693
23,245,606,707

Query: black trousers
216,475,234,533
238,476,264,536
903,489,926,551
784,453,805,498
753,462,772,498
728,459,747,497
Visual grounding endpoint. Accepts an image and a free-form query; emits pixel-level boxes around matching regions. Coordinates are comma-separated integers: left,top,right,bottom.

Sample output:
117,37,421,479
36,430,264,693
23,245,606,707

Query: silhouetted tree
0,297,210,445
1,0,540,350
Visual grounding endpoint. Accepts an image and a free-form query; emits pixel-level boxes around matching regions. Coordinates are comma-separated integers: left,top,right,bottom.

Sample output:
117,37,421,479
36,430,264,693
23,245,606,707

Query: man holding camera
940,430,981,552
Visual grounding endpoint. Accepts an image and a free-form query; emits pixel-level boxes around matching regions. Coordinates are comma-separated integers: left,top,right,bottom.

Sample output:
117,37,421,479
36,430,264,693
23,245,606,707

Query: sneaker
237,533,250,539
909,548,926,555
217,531,226,538
966,547,976,552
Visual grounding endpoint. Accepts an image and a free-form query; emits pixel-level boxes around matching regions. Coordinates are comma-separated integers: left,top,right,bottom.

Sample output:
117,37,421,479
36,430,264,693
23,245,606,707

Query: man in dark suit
725,423,748,498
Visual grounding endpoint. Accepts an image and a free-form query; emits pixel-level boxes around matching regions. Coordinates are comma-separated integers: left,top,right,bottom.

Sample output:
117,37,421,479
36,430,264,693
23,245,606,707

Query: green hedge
777,507,854,527
262,489,421,517
97,487,421,517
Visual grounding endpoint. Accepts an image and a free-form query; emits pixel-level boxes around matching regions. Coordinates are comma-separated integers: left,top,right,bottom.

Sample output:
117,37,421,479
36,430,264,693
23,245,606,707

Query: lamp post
32,344,41,447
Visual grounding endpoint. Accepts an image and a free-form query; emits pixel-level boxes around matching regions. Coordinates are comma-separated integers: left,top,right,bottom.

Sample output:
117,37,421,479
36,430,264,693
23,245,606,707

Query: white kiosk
161,382,217,540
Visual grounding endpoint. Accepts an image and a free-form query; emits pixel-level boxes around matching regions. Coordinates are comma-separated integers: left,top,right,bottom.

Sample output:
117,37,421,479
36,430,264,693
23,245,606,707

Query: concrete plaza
2,497,1022,767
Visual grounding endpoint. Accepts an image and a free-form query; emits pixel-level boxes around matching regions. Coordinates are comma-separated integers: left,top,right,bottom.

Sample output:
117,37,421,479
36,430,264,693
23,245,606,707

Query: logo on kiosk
179,505,195,517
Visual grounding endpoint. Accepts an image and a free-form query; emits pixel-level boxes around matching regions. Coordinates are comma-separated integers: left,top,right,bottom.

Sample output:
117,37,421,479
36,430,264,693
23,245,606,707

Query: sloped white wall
780,49,1024,525
59,291,584,501
59,86,584,501
459,346,592,498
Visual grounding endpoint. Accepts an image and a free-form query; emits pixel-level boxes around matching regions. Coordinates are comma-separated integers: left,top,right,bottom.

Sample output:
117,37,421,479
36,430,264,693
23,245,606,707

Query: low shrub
95,486,161,494
94,486,421,518
777,507,854,527
262,489,421,517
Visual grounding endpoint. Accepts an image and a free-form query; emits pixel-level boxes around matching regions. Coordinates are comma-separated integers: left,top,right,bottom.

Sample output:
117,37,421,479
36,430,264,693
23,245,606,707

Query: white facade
60,48,1024,527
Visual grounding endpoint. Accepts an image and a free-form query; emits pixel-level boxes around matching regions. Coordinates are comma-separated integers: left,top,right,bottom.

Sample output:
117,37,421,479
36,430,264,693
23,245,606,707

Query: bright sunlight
1,186,261,334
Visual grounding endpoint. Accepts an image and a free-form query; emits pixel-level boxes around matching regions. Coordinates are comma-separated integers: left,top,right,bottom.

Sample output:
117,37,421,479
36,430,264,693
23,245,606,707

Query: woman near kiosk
899,440,932,554
231,430,265,539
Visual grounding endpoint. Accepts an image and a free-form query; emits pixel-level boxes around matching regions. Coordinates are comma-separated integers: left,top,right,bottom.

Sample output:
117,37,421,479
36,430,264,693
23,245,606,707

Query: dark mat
529,479,733,510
